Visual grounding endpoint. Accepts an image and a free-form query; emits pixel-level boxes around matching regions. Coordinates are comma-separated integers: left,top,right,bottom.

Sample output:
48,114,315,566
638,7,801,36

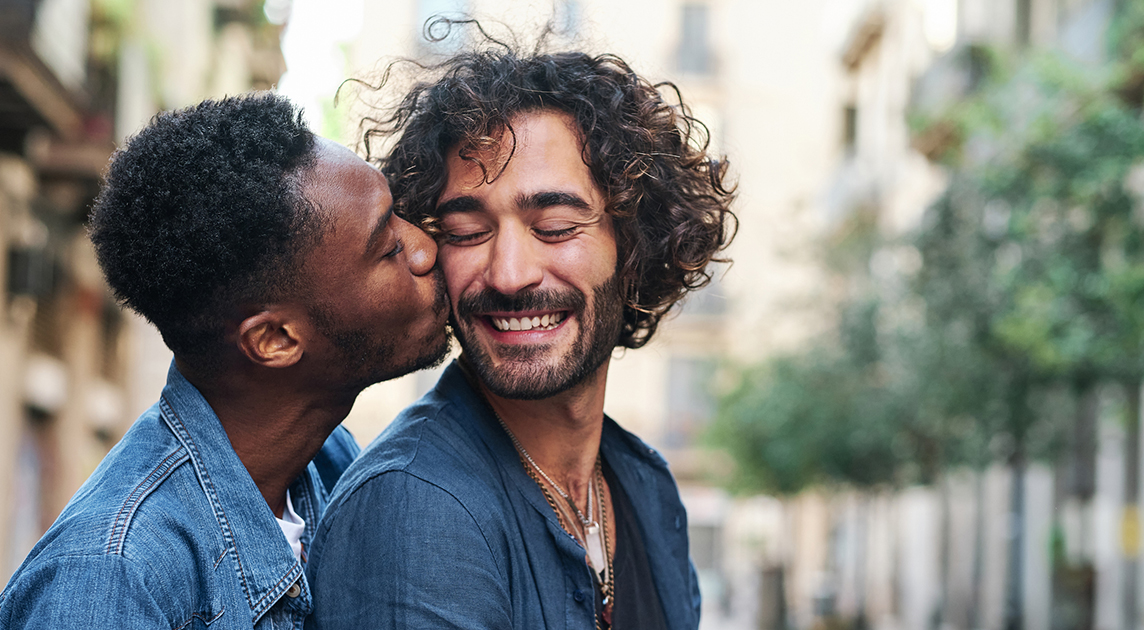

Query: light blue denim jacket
0,362,359,630
306,360,701,630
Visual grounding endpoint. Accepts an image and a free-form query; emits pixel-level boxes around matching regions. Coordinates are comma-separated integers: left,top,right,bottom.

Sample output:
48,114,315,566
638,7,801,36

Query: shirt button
286,581,302,598
573,590,585,602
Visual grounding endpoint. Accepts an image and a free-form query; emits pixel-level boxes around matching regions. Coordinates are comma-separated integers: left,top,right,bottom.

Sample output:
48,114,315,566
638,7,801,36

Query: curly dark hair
89,92,322,365
363,35,736,349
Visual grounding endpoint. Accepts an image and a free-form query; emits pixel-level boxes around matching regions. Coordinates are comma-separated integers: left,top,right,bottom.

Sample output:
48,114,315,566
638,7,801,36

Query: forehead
439,110,602,205
304,138,391,228
309,137,384,197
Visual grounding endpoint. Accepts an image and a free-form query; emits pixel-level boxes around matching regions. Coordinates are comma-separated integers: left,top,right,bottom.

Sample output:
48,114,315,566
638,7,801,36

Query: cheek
440,248,481,302
552,241,618,284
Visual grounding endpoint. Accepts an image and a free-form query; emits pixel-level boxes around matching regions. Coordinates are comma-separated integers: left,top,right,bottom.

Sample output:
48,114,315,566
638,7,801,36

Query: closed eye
442,230,492,246
382,240,404,258
533,226,579,242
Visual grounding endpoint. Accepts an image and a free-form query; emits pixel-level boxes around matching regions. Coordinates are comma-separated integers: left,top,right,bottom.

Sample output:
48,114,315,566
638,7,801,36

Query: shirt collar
158,362,311,622
437,361,568,525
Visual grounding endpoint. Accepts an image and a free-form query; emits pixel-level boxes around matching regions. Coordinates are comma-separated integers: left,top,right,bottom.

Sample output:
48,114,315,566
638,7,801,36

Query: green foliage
713,17,1144,496
711,348,902,495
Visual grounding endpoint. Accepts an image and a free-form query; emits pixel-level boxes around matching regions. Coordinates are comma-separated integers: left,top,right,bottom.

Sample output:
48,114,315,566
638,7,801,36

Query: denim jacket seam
172,606,225,630
250,564,304,616
158,396,255,612
105,448,191,556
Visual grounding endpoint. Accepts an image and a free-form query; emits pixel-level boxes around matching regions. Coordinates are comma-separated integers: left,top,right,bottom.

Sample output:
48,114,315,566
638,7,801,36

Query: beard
311,270,452,391
453,274,624,400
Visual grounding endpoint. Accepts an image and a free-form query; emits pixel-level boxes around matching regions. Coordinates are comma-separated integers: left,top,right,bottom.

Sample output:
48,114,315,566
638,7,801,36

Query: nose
402,218,438,276
486,226,543,295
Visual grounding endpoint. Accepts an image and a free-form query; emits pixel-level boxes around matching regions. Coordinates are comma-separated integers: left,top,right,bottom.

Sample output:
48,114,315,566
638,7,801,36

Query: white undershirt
276,489,306,561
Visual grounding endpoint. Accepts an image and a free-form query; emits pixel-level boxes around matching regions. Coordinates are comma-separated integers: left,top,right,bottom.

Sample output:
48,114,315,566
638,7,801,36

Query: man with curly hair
0,92,450,629
307,46,735,630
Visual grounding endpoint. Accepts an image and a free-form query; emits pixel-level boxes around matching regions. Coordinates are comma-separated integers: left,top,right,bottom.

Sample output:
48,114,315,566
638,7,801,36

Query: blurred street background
4,0,1144,628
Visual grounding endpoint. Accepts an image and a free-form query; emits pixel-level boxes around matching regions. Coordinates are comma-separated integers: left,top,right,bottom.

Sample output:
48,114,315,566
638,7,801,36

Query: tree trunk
854,494,870,630
1124,379,1141,630
1004,372,1031,630
970,467,986,630
937,473,952,630
1005,447,1027,630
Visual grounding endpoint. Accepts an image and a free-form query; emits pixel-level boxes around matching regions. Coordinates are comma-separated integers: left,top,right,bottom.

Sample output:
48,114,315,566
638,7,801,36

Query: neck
480,358,610,506
179,359,357,518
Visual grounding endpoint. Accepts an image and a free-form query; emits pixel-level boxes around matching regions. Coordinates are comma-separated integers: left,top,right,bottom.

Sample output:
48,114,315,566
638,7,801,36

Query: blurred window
1016,0,1031,45
677,3,713,75
99,302,123,380
665,356,716,448
843,105,858,152
688,522,722,572
680,272,726,317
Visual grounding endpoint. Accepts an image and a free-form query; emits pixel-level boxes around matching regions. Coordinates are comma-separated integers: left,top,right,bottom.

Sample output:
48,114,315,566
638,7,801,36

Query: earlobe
237,311,304,368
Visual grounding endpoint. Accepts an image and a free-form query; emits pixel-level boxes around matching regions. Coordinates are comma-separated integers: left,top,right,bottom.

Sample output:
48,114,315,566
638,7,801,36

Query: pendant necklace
492,412,615,625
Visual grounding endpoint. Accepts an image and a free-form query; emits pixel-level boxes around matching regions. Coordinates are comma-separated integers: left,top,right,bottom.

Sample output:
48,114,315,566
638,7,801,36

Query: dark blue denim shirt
0,362,359,629
306,360,701,630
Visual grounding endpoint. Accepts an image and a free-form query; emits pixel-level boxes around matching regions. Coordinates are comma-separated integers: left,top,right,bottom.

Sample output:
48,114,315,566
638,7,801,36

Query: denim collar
158,363,312,623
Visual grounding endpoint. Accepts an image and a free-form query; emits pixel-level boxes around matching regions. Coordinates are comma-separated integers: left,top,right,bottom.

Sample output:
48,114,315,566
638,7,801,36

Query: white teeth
490,312,567,332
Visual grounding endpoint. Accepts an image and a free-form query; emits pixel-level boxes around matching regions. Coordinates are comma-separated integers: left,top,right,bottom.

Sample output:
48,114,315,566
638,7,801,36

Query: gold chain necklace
492,413,616,627
457,359,616,626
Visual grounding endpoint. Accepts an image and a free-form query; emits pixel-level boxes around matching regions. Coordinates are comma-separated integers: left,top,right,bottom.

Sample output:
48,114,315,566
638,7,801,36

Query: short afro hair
362,33,736,348
89,92,322,364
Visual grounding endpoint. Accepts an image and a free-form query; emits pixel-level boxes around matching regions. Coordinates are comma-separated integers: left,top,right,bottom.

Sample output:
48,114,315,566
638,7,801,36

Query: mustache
456,287,586,319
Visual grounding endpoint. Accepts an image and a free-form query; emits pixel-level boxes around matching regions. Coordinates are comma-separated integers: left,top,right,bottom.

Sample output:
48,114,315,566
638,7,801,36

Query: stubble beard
312,269,452,392
454,274,625,400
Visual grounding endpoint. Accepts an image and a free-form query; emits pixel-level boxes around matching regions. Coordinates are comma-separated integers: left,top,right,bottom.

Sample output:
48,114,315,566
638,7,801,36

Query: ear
236,309,306,368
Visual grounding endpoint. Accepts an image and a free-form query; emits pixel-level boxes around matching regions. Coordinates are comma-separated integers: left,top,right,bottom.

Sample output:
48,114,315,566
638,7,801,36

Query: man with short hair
307,48,735,630
0,92,450,629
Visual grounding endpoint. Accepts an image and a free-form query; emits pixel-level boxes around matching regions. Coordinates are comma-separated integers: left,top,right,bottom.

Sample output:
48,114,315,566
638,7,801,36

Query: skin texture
436,109,620,548
183,138,450,516
302,139,451,392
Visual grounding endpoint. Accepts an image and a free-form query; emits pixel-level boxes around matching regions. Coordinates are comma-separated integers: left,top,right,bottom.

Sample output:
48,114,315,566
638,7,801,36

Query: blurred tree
713,14,1144,628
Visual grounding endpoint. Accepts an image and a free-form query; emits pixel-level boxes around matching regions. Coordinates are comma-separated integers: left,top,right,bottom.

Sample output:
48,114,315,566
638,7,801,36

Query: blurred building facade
0,0,284,583
2,1,1134,630
813,2,1123,630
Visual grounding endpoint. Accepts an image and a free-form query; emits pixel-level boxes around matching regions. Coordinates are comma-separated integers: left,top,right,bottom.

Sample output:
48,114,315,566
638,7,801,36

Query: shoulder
601,416,690,526
0,552,171,628
1,408,229,626
601,416,674,475
20,407,198,561
327,395,502,518
310,424,361,496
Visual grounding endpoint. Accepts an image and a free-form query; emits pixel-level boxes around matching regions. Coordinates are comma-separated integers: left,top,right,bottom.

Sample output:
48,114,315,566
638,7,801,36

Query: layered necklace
493,413,616,627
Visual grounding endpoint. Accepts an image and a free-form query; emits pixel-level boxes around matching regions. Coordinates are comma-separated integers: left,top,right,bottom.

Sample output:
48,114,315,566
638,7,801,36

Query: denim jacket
0,363,359,630
306,360,701,630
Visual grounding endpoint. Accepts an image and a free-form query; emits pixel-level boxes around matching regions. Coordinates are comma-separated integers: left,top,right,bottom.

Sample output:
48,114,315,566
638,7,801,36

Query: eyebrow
518,191,592,213
435,196,482,217
435,191,593,217
365,204,395,257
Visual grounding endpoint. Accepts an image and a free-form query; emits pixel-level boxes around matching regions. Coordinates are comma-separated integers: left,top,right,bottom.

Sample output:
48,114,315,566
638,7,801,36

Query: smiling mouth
488,312,568,332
